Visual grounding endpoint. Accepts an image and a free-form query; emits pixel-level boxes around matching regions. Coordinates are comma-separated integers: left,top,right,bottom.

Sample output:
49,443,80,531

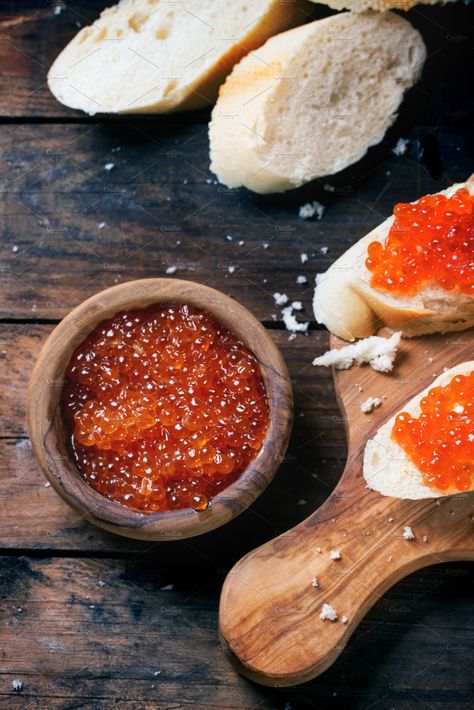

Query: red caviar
391,371,474,492
62,304,269,512
366,188,474,295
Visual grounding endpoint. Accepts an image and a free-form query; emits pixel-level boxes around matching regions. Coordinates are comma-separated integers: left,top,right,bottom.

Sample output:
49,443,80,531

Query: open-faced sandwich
364,361,474,499
314,176,474,340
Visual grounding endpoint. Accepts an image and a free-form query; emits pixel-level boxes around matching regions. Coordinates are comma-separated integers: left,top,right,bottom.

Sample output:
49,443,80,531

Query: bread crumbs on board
320,603,338,621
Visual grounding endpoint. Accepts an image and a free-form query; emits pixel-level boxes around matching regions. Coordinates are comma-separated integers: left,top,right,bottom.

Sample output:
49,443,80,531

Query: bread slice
363,362,474,499
47,0,306,115
209,11,426,194
313,177,474,341
308,0,455,12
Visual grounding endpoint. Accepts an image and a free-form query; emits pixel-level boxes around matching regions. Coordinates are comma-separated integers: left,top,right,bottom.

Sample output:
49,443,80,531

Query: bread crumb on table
12,680,23,692
360,396,382,414
300,253,309,263
402,526,415,541
296,275,307,285
299,201,325,220
341,615,348,624
313,332,401,372
329,549,341,560
165,266,177,275
282,306,309,333
392,137,409,156
320,603,338,621
273,292,288,306
311,577,319,588
104,162,114,171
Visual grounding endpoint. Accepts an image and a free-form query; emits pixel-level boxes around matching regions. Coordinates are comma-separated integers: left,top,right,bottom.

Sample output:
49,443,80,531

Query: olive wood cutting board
219,329,474,686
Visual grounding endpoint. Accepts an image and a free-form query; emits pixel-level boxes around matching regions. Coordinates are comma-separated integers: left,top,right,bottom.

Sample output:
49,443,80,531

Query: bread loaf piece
209,11,426,193
48,0,306,115
313,178,474,341
363,362,474,499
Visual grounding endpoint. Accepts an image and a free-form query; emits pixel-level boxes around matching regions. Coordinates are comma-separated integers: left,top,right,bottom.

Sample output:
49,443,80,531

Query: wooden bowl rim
27,278,293,541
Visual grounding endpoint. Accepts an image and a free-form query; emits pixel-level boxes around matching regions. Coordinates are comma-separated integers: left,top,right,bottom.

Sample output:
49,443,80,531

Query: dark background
0,2,472,708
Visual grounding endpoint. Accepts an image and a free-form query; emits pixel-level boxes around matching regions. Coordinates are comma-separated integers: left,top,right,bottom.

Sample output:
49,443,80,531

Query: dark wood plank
0,2,472,121
0,556,471,709
0,323,348,551
1,123,473,320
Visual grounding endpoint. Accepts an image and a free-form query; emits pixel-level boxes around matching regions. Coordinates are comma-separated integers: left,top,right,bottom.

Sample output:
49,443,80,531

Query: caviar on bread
314,176,474,340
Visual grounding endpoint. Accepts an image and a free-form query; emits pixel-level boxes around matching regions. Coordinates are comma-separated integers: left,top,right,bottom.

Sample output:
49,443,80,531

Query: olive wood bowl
27,279,293,541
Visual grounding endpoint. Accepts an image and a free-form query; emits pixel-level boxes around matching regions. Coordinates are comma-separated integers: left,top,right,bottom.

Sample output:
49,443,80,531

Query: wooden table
0,2,472,708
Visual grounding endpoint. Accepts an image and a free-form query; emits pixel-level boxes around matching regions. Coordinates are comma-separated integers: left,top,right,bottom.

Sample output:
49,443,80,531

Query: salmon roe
391,371,474,492
365,188,474,295
62,304,269,513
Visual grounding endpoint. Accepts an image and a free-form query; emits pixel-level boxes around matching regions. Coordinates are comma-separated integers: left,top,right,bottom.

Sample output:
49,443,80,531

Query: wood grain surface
219,331,474,686
0,1,473,707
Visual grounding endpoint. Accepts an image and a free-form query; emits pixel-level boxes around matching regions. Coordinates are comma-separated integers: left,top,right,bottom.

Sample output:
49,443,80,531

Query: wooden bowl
27,279,293,541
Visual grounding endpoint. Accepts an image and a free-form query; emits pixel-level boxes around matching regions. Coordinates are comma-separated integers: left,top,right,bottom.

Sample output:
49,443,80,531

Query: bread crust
47,0,306,115
313,178,474,340
363,361,474,499
309,0,456,11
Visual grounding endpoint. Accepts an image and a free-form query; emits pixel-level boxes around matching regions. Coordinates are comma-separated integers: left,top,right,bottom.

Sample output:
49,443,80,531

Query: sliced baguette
209,11,426,194
313,177,474,341
308,0,456,12
47,0,306,115
363,361,474,499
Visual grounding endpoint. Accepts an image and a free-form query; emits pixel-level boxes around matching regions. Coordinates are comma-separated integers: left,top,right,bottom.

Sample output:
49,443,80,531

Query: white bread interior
47,0,305,115
308,0,455,12
314,178,474,341
363,361,474,499
209,11,426,194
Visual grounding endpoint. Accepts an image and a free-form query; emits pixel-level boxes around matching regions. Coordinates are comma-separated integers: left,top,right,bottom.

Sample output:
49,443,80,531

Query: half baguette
313,177,474,341
47,0,306,115
209,11,426,193
363,361,474,499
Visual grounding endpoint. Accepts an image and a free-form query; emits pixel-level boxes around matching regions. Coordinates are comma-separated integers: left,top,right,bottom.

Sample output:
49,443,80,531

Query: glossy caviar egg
62,304,269,512
391,372,474,492
365,188,474,296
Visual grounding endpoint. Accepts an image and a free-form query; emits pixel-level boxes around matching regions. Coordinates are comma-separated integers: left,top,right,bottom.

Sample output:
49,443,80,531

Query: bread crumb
320,246,329,255
291,301,303,311
392,137,409,156
300,253,309,263
311,577,319,588
12,680,23,692
329,549,341,560
225,235,233,241
12,245,19,253
388,517,394,523
422,535,428,542
296,275,307,285
98,222,106,230
320,603,338,621
44,482,51,488
104,163,114,171
313,332,401,372
282,306,309,333
315,547,322,553
387,555,393,561
160,584,174,591
227,266,237,274
262,242,270,249
273,292,288,306
165,266,177,275
360,396,382,414
402,526,415,541
341,615,348,624
299,201,325,220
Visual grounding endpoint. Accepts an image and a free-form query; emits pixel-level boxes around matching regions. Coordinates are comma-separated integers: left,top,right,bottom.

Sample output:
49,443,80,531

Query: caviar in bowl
27,279,293,540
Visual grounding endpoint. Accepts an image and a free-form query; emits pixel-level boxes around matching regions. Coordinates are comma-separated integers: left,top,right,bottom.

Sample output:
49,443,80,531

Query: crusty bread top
309,0,456,11
209,11,426,193
47,0,304,115
314,178,474,340
363,361,474,499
